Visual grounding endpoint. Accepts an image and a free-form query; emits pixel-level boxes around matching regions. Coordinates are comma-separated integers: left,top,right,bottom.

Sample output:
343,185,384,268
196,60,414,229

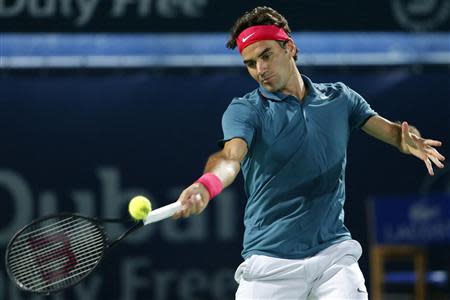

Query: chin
264,85,281,93
261,82,275,91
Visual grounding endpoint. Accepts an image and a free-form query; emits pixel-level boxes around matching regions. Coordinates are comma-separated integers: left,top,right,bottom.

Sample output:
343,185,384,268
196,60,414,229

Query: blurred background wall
0,1,449,299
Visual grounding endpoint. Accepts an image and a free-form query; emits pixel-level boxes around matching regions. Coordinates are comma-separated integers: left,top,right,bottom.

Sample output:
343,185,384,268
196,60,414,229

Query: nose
256,60,268,77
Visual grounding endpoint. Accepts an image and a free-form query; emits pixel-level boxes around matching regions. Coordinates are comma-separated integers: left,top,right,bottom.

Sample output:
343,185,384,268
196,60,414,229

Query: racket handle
143,201,182,225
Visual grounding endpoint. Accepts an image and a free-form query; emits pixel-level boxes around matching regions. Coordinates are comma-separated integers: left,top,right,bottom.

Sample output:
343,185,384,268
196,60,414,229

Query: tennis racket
5,201,182,296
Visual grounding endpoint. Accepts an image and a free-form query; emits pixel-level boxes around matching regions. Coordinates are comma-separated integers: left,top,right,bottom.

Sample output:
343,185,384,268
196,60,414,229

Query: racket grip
143,201,182,225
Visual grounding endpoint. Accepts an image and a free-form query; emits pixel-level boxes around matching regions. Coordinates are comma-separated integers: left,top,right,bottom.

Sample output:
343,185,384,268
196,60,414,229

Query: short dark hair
226,6,298,60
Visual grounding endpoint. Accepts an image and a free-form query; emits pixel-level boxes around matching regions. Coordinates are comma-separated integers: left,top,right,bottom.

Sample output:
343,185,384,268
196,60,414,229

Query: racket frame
5,213,118,295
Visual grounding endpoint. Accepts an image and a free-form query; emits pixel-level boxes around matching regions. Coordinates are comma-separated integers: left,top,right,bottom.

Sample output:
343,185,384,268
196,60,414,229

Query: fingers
424,157,434,176
190,193,205,214
400,122,418,154
424,147,446,164
401,121,408,141
429,155,445,169
402,121,408,131
173,183,209,219
410,134,445,175
422,149,445,176
424,139,443,147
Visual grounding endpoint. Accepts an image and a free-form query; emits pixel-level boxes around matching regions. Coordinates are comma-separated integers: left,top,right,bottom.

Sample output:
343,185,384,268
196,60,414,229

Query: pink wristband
196,173,223,200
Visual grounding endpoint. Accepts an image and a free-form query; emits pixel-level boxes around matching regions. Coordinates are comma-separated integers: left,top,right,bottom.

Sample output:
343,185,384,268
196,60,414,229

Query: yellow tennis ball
128,196,152,220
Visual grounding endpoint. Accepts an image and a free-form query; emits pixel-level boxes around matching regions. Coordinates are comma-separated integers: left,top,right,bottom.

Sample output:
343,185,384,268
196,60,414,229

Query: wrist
196,173,223,200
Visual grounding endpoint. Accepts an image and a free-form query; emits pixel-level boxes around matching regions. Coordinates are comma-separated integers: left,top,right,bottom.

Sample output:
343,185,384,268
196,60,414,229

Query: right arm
174,138,248,218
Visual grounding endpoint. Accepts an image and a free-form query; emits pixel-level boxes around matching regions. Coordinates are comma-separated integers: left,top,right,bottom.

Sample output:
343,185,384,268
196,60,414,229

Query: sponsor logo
242,32,256,43
391,0,450,31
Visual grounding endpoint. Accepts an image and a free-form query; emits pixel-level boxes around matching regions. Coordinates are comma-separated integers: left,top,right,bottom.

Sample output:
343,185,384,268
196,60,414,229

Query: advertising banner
0,0,449,32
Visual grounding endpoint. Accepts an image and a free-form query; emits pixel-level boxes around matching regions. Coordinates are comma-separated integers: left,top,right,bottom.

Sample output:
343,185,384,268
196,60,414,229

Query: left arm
362,115,445,175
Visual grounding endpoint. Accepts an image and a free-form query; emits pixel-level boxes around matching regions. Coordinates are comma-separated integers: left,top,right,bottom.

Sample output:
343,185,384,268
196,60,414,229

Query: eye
246,61,256,68
261,52,272,60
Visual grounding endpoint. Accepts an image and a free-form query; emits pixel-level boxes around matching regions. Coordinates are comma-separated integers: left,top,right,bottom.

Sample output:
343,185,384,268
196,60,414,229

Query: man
174,6,445,300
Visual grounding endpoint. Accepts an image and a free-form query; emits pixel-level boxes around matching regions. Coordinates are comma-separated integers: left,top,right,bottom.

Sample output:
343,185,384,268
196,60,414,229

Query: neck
280,63,307,101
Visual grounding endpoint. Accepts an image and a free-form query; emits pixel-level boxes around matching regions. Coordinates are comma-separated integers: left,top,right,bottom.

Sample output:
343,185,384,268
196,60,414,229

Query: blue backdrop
0,67,449,299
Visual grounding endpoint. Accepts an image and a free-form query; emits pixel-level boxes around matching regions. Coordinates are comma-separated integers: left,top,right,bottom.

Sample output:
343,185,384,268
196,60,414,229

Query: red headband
236,25,290,53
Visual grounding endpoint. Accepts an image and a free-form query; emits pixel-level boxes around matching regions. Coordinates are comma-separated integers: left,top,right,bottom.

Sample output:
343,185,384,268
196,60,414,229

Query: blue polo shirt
220,75,377,259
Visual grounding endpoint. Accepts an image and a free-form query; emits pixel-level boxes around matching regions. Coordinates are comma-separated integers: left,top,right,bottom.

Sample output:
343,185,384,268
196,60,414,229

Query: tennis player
174,6,445,299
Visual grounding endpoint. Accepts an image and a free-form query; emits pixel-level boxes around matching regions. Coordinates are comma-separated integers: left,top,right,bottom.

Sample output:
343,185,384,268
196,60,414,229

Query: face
241,40,296,93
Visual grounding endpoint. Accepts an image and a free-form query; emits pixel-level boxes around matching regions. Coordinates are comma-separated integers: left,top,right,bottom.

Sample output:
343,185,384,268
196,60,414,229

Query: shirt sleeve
218,98,259,150
345,85,378,130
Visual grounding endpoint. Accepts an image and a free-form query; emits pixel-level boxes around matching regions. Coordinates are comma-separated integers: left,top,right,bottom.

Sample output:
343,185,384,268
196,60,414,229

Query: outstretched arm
362,115,445,175
174,138,248,218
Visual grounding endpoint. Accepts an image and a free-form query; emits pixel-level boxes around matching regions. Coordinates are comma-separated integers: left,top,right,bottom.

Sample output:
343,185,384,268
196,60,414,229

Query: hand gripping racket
5,201,182,296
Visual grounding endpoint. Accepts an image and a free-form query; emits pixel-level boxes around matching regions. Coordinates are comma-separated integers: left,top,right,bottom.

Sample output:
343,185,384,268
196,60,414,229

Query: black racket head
5,214,107,295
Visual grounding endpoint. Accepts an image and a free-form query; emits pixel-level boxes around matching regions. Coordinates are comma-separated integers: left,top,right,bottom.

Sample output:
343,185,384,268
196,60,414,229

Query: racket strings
11,221,103,292
27,254,102,291
9,234,103,278
7,216,105,293
9,220,100,269
11,217,79,243
24,247,103,290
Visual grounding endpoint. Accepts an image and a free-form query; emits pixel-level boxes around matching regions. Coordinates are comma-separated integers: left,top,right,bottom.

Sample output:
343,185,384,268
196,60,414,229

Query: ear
286,39,297,57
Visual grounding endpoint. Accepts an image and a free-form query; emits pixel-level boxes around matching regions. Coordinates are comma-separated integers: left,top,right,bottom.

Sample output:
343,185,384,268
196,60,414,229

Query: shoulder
222,88,262,124
230,88,261,107
313,81,349,100
225,88,262,115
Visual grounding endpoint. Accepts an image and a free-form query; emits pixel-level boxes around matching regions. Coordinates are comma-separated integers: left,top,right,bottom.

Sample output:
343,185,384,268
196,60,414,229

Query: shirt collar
258,74,318,102
257,87,287,102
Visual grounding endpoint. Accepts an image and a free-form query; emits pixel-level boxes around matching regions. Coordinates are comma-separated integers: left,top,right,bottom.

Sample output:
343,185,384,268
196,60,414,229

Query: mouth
261,74,275,84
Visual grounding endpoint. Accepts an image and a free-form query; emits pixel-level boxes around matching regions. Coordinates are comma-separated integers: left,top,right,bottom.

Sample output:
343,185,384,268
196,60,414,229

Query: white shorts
234,239,368,300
